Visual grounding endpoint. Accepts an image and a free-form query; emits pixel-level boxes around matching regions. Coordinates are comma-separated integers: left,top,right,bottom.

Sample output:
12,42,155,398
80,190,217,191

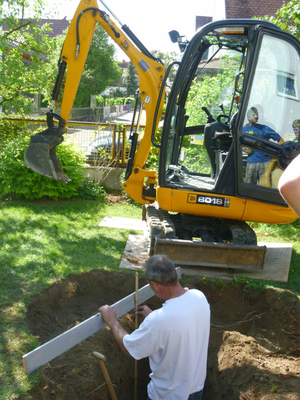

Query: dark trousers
148,388,204,400
188,389,204,400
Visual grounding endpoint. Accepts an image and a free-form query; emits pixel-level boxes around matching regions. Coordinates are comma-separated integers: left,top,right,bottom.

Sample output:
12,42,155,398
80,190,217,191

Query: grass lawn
0,199,299,399
0,199,143,400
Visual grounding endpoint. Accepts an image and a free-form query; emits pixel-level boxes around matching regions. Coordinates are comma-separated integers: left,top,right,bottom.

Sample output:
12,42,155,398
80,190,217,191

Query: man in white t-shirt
99,255,210,400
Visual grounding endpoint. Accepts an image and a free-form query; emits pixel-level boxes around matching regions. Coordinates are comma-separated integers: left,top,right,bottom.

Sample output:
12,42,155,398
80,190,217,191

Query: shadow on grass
0,199,140,398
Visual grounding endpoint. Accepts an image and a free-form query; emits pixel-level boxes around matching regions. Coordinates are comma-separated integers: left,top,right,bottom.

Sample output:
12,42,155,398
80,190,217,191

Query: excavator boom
24,0,165,199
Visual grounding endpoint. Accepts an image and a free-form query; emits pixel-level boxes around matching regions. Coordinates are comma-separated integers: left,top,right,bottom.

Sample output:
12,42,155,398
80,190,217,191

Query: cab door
236,28,300,204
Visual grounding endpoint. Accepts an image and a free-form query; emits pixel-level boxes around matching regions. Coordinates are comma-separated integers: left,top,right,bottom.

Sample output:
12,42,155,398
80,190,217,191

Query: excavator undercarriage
144,204,266,271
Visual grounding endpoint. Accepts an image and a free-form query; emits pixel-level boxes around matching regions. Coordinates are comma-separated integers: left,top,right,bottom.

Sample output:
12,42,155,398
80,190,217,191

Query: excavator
24,0,300,270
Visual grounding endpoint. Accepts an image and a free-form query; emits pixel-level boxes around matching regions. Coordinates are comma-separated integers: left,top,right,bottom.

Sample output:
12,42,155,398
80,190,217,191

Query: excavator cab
157,20,300,229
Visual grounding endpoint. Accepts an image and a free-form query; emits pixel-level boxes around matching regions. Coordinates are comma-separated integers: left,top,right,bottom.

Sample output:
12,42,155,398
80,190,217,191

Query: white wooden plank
99,216,146,232
23,268,181,374
22,283,152,374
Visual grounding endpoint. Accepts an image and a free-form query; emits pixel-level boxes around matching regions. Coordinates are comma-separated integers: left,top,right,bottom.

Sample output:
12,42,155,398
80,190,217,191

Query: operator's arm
99,305,130,355
278,155,300,217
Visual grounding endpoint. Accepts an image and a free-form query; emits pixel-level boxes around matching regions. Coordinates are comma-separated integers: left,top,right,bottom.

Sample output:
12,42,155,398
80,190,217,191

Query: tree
126,61,138,96
0,0,57,113
37,31,65,109
73,24,122,108
151,50,180,69
151,50,180,86
261,0,300,40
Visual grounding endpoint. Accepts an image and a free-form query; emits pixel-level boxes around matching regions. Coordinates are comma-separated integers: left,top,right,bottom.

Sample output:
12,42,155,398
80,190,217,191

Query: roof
225,0,288,19
41,19,70,38
2,18,70,38
196,16,213,31
118,60,130,69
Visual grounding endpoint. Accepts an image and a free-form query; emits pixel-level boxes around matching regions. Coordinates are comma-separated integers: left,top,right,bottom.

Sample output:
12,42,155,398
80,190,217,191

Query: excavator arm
24,0,165,203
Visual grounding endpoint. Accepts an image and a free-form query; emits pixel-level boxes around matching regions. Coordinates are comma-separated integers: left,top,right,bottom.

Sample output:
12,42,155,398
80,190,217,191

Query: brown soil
106,191,128,205
24,269,300,400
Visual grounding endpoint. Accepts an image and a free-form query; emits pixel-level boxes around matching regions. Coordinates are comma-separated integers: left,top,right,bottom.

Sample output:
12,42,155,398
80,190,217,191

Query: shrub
0,116,30,145
0,136,86,200
77,177,107,200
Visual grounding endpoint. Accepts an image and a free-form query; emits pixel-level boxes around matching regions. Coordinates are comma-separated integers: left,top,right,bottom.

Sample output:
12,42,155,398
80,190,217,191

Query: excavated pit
25,269,300,400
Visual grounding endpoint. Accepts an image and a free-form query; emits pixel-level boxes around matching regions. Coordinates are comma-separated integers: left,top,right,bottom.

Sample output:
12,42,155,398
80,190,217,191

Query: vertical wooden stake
134,272,139,400
135,272,139,329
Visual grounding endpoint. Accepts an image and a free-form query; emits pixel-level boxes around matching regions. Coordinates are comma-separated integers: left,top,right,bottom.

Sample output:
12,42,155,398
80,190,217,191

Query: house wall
84,166,123,190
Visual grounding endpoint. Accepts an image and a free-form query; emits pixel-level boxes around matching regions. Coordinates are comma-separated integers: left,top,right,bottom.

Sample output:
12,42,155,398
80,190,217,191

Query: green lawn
0,199,299,399
0,199,143,400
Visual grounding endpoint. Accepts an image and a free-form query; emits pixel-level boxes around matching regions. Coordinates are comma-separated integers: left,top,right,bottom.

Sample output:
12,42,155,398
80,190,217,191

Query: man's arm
278,154,300,217
99,305,130,355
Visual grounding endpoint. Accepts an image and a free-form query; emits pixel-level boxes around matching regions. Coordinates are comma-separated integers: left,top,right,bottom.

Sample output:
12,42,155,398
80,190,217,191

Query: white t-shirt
123,289,210,400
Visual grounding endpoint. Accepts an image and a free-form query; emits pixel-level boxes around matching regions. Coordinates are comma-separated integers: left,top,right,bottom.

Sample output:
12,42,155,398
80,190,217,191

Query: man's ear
151,281,160,291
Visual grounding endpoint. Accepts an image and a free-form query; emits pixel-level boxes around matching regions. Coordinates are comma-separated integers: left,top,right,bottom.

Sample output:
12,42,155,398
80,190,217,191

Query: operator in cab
242,106,283,186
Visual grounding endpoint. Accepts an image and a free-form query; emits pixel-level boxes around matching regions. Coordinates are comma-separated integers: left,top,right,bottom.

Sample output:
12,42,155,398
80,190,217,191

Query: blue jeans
188,389,204,400
148,389,203,400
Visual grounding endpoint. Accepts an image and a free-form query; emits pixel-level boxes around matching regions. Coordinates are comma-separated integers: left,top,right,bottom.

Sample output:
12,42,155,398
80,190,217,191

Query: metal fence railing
47,104,132,123
68,105,131,123
5,118,145,168
65,120,142,168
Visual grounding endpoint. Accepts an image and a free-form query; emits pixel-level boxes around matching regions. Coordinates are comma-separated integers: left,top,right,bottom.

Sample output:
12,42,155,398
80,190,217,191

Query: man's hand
136,305,153,319
99,305,117,327
98,304,130,355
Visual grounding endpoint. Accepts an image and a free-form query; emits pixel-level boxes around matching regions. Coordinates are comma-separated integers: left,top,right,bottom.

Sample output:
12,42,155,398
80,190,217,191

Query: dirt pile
24,270,300,400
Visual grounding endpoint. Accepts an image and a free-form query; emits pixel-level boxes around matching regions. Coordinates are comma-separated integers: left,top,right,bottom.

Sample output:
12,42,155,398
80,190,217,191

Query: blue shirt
242,123,281,162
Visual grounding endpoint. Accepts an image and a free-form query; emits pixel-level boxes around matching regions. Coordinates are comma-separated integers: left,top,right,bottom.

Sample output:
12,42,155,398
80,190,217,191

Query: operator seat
204,119,230,179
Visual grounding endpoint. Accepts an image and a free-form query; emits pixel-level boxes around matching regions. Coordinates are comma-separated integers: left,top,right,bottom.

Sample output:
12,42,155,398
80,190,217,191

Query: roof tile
225,0,288,19
2,18,70,38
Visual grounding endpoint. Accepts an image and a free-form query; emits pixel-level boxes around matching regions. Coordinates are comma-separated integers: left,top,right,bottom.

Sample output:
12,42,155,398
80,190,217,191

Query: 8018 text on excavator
24,0,300,270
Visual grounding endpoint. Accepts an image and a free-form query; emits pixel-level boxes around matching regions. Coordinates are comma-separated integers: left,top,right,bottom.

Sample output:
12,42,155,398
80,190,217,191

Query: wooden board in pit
120,234,149,270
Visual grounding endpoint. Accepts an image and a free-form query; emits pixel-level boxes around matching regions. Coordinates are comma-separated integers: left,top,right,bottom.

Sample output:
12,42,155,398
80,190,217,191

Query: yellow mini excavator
25,0,300,269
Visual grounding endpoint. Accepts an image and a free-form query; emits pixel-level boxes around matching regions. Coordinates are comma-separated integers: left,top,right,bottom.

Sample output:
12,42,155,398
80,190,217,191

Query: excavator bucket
24,113,70,183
